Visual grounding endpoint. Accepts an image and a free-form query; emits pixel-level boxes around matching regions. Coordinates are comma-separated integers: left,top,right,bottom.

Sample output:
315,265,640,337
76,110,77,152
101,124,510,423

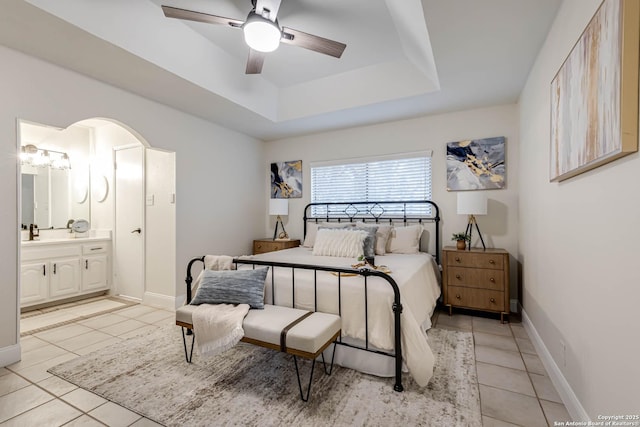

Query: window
310,151,432,216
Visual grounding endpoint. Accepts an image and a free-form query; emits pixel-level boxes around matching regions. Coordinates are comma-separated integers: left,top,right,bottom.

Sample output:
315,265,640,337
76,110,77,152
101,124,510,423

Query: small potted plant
452,232,471,250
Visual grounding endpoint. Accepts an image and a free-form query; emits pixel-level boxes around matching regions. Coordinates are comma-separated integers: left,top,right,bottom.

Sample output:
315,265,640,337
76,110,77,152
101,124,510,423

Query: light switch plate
146,194,154,206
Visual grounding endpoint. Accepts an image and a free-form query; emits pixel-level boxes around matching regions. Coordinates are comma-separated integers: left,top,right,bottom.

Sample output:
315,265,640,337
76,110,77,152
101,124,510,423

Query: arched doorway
18,117,176,328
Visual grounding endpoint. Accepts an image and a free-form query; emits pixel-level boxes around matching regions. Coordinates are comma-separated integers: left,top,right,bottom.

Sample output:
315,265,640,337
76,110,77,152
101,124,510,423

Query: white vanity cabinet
20,261,49,305
81,243,109,291
20,238,111,308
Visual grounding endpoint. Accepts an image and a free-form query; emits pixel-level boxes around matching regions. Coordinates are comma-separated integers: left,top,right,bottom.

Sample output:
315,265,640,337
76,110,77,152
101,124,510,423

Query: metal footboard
184,256,405,392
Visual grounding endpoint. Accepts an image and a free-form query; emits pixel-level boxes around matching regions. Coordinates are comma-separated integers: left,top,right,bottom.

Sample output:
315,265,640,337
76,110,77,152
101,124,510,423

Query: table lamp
269,199,289,240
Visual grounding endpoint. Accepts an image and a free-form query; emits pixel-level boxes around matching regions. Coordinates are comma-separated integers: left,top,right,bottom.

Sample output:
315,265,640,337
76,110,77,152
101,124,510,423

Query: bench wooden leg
181,327,195,363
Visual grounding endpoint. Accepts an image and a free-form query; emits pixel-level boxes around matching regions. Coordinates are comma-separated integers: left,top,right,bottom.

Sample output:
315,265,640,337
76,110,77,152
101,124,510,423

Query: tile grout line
2,363,110,426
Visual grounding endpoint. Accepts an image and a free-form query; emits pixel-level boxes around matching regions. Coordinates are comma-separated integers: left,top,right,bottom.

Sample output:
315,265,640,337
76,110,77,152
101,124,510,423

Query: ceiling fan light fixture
243,12,281,53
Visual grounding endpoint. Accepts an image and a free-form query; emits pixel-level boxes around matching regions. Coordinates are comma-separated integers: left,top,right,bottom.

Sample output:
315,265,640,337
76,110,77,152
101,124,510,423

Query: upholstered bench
176,304,341,401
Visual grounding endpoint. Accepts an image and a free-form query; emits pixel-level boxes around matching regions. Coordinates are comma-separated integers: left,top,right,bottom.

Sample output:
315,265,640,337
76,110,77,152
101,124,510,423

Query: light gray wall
0,45,265,360
264,104,520,303
518,0,640,418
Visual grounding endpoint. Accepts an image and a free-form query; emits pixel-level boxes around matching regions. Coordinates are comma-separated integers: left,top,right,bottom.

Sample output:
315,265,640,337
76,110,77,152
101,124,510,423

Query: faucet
67,219,75,232
29,224,39,241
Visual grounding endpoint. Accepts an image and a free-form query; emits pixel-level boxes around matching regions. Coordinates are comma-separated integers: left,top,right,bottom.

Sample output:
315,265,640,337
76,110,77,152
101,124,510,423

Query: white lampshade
457,192,488,215
269,198,288,216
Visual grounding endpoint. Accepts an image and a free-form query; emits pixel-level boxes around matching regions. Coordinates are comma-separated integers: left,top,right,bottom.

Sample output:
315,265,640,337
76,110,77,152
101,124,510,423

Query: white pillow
356,222,393,255
388,224,423,254
312,229,367,258
302,222,354,248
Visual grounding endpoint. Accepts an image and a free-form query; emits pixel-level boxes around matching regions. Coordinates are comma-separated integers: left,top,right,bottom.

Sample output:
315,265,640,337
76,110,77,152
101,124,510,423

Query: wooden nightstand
442,246,510,323
253,238,300,255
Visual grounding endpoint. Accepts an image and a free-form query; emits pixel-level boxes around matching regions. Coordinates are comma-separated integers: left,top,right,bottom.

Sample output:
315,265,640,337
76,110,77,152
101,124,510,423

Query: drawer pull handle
90,247,103,251
53,263,57,274
456,294,461,300
490,277,495,282
85,260,89,269
455,274,461,279
455,257,461,262
43,264,46,276
490,298,496,303
489,259,495,264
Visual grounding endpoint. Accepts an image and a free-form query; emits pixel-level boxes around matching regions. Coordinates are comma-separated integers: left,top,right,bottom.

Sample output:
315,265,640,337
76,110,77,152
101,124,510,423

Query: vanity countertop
21,230,112,247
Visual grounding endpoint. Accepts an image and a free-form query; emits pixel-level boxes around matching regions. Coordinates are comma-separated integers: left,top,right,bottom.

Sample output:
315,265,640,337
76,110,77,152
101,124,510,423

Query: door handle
131,228,142,234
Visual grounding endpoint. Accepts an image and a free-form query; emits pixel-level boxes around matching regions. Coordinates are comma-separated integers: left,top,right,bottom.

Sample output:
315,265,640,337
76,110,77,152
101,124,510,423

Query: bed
232,200,442,391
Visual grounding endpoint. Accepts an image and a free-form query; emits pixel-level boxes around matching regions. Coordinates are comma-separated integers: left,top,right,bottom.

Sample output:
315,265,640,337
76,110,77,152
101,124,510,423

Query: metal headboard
303,200,441,265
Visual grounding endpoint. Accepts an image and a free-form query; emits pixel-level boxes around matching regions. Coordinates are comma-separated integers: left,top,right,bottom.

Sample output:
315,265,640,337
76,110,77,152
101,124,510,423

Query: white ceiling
0,0,561,141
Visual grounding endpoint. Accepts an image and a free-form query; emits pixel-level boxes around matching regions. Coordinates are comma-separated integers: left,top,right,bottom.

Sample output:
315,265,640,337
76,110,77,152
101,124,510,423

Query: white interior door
115,145,144,300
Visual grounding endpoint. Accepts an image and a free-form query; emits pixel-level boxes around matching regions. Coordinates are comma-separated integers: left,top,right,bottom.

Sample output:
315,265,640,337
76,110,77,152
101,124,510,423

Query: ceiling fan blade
281,27,346,58
246,49,265,74
162,5,244,28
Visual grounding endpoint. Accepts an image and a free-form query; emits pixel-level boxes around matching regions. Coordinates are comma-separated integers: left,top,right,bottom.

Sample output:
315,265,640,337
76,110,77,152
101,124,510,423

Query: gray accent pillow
356,225,378,258
190,268,268,309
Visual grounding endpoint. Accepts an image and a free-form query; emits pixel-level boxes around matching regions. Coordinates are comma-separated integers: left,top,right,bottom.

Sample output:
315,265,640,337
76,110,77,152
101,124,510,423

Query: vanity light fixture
20,144,71,170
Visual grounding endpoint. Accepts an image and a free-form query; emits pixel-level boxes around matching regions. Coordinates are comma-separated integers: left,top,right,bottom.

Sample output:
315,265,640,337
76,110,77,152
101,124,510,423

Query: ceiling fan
161,0,347,75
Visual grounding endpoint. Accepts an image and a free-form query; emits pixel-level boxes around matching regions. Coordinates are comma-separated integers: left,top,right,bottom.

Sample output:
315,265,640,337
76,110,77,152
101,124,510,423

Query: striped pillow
312,228,367,258
190,268,268,309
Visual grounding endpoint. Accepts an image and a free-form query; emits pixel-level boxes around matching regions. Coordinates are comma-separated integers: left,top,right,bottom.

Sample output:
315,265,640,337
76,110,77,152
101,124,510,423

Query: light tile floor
3,300,172,426
3,300,570,426
433,309,571,427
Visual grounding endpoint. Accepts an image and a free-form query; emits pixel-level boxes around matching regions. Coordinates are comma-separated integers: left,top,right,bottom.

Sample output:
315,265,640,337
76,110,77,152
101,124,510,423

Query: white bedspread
240,247,441,386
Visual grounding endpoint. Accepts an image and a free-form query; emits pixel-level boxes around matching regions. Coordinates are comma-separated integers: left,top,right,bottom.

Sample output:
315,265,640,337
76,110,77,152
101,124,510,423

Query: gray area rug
49,326,480,426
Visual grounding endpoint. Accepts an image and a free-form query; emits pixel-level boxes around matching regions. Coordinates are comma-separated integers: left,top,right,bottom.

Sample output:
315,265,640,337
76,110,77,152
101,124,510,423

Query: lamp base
465,214,486,251
273,215,289,241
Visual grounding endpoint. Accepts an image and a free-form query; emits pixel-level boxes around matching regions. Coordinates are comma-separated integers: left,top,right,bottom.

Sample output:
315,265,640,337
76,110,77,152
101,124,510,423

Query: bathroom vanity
20,235,111,308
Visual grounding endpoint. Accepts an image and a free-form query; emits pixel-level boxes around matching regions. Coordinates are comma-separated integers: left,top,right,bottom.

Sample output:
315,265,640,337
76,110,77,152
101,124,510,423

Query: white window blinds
310,151,432,216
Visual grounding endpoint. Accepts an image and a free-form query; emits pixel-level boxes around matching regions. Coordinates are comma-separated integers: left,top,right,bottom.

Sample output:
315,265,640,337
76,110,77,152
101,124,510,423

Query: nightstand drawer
254,241,281,254
447,251,504,270
447,286,505,312
253,239,300,255
446,266,504,291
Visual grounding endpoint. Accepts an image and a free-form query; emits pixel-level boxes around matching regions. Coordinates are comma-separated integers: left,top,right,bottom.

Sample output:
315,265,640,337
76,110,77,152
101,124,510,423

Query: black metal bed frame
184,200,440,393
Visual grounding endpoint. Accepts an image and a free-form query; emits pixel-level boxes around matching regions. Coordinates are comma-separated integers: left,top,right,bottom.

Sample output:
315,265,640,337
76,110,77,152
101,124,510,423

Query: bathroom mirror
20,163,90,229
20,121,91,230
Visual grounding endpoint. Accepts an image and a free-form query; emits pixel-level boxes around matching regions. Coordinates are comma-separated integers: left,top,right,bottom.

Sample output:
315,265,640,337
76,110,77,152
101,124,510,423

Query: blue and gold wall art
271,160,302,198
446,137,505,190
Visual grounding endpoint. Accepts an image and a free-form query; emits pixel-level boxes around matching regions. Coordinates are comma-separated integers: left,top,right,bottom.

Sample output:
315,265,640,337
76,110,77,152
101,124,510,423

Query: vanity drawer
446,251,504,270
446,266,504,291
447,286,505,312
82,243,109,255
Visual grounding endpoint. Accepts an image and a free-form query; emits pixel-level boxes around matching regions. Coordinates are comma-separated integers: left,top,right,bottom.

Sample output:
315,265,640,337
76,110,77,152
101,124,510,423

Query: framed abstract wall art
271,160,302,198
550,0,639,182
446,136,506,191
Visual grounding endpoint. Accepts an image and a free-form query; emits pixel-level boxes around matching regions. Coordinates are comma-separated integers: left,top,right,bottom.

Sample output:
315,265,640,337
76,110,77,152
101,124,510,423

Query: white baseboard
142,292,176,311
0,343,21,367
521,309,589,422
